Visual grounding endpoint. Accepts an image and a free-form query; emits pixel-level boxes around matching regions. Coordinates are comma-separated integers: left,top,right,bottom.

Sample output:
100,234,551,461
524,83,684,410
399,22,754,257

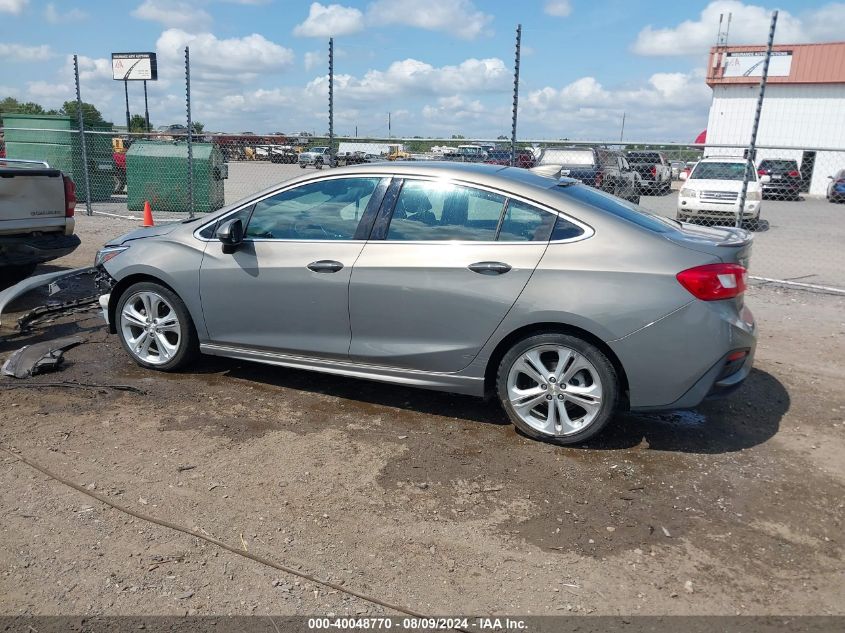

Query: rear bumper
612,300,757,411
0,232,81,266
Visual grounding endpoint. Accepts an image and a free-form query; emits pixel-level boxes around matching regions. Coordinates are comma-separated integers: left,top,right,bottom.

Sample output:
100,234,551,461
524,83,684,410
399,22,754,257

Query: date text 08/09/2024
307,617,527,630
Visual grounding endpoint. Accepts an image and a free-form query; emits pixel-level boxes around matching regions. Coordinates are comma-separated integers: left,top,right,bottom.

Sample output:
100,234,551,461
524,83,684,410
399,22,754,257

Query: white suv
677,157,761,224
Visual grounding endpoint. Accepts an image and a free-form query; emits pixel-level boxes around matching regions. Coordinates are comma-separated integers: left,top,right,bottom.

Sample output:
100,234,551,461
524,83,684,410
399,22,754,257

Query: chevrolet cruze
95,162,756,445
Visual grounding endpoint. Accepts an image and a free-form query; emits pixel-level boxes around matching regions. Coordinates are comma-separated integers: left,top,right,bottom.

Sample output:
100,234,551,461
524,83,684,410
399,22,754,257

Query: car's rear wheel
497,333,619,445
116,282,198,371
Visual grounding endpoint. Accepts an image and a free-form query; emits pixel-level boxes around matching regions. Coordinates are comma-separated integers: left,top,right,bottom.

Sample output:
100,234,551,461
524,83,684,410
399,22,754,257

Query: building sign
723,50,792,78
111,52,158,81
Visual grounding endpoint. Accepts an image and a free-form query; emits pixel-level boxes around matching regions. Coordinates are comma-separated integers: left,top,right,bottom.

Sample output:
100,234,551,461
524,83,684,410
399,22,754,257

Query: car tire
299,163,306,169
315,160,323,170
116,282,199,372
496,332,620,445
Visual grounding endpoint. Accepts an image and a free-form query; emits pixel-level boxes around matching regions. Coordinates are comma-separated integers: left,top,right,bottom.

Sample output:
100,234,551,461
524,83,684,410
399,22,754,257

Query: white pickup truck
0,159,81,286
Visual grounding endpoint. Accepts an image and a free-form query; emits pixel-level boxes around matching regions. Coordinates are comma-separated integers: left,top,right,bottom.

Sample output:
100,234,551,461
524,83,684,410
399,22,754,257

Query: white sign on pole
111,52,158,81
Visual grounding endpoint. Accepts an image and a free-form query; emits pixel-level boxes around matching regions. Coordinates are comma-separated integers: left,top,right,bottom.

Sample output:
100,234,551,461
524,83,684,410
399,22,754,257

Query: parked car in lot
484,149,536,169
298,146,331,169
757,159,802,200
828,169,845,202
538,146,641,204
626,151,672,194
670,160,685,180
678,157,761,225
94,162,755,445
0,159,80,286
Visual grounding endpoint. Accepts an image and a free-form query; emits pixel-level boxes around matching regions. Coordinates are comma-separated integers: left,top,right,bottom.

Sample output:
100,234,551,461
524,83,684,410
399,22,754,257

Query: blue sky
1,0,842,140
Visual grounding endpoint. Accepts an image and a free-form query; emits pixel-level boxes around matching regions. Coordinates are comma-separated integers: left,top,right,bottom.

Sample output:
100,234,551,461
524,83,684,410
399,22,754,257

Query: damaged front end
0,266,115,332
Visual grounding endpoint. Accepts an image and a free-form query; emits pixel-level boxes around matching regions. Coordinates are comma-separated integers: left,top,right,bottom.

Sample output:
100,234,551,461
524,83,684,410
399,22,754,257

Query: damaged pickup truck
1,158,81,287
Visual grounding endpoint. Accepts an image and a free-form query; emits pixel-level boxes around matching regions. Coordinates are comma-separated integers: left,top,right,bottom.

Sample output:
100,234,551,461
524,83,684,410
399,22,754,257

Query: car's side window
385,180,505,242
498,199,557,242
245,177,380,240
199,204,254,239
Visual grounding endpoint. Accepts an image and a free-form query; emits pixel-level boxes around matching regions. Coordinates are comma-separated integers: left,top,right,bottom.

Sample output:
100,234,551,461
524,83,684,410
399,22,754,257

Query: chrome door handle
468,261,512,275
307,260,344,273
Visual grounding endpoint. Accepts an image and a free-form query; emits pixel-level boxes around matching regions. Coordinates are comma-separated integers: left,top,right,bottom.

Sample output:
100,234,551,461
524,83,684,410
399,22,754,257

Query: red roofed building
704,42,845,195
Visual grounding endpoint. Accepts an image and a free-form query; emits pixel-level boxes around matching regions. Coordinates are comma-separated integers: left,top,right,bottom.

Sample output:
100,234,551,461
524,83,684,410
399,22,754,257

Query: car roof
700,156,748,163
261,161,563,199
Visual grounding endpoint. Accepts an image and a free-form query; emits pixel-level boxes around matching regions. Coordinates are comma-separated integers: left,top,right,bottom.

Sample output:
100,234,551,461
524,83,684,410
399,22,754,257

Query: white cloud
132,0,212,31
0,42,53,61
44,2,86,23
304,50,324,71
0,0,28,14
156,29,295,83
522,70,712,140
633,1,845,56
293,2,364,37
305,57,509,103
544,0,572,17
221,0,271,4
367,0,493,40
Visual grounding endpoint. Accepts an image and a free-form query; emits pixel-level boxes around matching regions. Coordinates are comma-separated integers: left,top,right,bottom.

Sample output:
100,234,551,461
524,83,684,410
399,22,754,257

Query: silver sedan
95,162,756,445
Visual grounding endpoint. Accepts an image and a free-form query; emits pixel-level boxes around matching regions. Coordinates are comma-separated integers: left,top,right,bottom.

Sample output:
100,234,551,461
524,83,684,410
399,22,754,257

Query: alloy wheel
119,291,182,365
506,344,603,436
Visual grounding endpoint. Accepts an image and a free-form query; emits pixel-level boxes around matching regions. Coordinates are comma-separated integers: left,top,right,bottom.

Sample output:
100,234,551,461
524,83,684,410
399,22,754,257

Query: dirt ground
0,214,843,618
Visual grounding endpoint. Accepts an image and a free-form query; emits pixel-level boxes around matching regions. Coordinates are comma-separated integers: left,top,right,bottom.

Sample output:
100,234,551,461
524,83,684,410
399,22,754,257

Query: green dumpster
126,141,226,214
2,113,115,201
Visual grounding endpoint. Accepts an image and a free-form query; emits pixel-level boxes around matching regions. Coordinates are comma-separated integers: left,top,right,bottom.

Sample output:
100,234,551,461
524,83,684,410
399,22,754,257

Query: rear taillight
787,170,800,177
757,169,767,176
650,166,657,177
63,175,76,217
594,171,603,188
676,263,747,301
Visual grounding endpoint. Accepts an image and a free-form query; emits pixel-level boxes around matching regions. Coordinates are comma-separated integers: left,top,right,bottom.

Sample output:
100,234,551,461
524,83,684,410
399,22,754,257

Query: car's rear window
690,162,751,181
558,183,673,233
627,152,660,162
540,149,595,167
759,160,798,171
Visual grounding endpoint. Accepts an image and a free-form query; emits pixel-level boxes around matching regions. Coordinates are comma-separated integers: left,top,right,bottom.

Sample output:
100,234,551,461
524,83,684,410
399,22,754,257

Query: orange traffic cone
142,200,155,227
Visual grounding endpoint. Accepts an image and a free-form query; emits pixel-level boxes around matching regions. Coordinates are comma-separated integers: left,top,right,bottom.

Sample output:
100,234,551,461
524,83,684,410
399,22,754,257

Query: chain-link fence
3,122,843,290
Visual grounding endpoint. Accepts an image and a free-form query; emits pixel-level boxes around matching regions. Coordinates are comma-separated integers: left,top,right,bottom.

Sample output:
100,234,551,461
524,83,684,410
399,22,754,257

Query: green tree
129,114,150,133
0,97,54,123
60,100,112,129
192,120,204,133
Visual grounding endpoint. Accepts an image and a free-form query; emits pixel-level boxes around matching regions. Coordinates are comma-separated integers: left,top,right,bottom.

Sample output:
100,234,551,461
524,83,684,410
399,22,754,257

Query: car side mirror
679,172,688,181
216,218,243,254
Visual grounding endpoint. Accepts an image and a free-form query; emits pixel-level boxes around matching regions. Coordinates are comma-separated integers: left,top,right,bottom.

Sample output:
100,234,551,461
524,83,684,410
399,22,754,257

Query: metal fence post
510,24,521,167
737,10,777,228
328,37,334,168
185,46,194,218
73,54,93,216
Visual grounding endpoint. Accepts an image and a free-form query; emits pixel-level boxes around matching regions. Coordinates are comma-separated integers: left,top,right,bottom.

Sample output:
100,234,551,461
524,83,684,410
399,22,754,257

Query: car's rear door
199,175,388,357
348,178,559,373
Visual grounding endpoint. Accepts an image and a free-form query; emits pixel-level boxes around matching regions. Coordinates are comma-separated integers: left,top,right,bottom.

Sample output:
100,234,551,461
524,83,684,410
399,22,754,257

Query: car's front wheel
116,282,198,371
497,333,619,445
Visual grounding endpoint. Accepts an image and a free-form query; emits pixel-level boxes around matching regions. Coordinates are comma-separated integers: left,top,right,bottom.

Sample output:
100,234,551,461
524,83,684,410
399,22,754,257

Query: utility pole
328,37,334,168
619,112,626,142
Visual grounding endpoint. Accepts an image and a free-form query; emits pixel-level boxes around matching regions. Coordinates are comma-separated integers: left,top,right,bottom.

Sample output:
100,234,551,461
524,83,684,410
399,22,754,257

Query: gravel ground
0,211,843,618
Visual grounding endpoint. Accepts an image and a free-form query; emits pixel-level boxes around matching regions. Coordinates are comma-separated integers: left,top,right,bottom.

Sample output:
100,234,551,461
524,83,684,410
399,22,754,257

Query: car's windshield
308,147,328,152
690,161,752,181
558,183,675,233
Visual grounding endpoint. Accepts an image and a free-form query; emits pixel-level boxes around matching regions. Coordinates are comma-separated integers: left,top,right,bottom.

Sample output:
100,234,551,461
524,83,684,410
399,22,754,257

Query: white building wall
706,83,845,195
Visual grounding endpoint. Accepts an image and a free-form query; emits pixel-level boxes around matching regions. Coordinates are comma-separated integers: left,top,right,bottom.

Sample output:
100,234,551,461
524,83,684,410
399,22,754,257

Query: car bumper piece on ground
0,265,95,326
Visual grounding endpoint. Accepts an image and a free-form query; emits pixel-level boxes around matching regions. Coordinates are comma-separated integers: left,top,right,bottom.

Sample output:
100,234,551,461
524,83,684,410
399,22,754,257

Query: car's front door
199,176,388,357
348,178,559,373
